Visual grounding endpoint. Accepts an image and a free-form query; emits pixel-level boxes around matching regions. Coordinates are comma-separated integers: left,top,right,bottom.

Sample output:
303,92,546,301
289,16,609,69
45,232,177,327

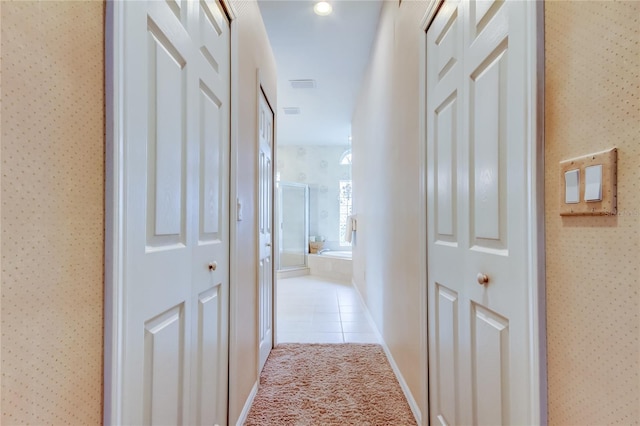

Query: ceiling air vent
283,107,301,115
289,79,316,89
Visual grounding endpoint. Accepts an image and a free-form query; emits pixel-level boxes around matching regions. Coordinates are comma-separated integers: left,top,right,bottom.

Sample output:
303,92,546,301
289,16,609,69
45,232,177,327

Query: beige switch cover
559,148,617,216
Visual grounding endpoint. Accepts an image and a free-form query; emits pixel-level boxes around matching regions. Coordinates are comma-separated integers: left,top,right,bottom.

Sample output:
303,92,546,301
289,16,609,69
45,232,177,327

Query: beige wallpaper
1,2,105,424
545,1,639,424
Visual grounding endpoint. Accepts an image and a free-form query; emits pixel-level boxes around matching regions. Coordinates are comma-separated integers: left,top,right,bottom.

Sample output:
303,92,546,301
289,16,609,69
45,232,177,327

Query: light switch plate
559,148,617,216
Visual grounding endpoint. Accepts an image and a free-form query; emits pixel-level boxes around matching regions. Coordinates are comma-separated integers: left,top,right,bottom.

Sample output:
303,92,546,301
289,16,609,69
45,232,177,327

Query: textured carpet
244,343,417,425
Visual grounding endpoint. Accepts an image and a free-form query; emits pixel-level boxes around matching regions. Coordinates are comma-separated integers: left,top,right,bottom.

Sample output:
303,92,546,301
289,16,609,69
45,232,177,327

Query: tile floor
276,275,379,344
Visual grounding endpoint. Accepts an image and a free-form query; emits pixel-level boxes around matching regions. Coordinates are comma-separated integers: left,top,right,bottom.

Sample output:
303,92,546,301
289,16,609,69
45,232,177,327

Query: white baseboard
235,381,258,426
351,278,422,425
379,336,423,425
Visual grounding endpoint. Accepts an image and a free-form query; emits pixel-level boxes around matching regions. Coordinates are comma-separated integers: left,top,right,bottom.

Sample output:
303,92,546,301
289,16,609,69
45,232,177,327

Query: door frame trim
104,3,124,422
104,1,237,424
530,2,548,422
418,1,547,424
417,2,441,424
225,0,242,422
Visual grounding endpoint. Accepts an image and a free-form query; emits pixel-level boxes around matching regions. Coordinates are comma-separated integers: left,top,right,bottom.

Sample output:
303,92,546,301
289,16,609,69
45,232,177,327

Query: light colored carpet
244,343,417,426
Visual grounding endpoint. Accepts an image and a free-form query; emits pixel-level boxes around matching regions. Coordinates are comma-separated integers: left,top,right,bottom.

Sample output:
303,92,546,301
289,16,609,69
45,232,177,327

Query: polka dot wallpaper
1,2,105,424
545,2,639,424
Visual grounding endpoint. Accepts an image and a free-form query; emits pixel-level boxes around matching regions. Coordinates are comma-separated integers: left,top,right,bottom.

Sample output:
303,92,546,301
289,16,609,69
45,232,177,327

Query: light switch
585,164,603,202
565,169,580,204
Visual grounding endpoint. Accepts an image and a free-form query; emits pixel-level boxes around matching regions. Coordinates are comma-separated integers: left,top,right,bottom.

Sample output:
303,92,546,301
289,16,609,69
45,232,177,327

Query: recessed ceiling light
313,1,332,16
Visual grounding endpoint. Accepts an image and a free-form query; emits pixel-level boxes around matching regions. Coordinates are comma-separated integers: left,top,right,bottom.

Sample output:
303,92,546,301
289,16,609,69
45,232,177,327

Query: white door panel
143,304,185,425
427,1,535,424
428,3,465,424
471,304,510,425
434,284,459,426
116,1,230,424
190,1,230,424
258,90,274,372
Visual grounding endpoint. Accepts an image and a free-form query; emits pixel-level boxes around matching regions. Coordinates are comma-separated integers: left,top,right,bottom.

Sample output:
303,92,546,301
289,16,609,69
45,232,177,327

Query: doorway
258,1,381,347
274,145,372,344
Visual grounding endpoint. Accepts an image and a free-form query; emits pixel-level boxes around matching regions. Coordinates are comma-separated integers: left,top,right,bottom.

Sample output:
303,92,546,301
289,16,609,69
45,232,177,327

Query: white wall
229,0,277,423
351,0,430,420
278,145,351,250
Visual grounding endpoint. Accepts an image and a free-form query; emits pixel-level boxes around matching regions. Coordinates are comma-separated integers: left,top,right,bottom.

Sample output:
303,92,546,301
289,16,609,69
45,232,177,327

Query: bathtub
307,251,352,282
319,250,352,259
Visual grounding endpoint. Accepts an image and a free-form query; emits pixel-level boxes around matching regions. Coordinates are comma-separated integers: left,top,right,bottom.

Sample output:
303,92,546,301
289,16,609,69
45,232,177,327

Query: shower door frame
277,181,310,271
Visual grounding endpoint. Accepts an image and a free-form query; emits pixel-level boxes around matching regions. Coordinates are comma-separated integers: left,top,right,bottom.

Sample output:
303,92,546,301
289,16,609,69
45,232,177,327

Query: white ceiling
258,0,383,146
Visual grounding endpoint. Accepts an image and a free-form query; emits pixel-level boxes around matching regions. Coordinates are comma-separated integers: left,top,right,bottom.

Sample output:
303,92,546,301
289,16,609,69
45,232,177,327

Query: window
339,149,352,165
339,180,352,246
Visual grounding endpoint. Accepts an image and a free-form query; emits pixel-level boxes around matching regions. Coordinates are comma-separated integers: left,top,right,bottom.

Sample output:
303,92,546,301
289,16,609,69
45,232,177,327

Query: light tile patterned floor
276,275,379,344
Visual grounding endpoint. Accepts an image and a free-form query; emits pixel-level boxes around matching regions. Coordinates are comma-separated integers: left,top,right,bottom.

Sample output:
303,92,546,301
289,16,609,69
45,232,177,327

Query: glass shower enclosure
278,182,309,270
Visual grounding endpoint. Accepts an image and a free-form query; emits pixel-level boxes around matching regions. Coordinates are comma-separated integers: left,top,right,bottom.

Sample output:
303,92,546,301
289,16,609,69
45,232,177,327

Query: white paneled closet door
258,89,274,372
114,0,230,424
427,0,538,424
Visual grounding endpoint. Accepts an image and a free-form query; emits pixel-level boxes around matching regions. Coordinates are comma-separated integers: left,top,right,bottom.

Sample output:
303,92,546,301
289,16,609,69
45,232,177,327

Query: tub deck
307,252,352,282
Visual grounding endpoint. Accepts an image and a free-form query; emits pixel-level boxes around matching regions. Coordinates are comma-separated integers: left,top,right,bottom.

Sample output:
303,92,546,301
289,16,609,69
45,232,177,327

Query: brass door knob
208,261,217,271
477,273,489,285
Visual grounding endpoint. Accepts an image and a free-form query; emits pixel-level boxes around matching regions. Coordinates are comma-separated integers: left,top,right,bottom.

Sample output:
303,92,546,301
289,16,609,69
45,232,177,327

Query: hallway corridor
1,1,637,424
